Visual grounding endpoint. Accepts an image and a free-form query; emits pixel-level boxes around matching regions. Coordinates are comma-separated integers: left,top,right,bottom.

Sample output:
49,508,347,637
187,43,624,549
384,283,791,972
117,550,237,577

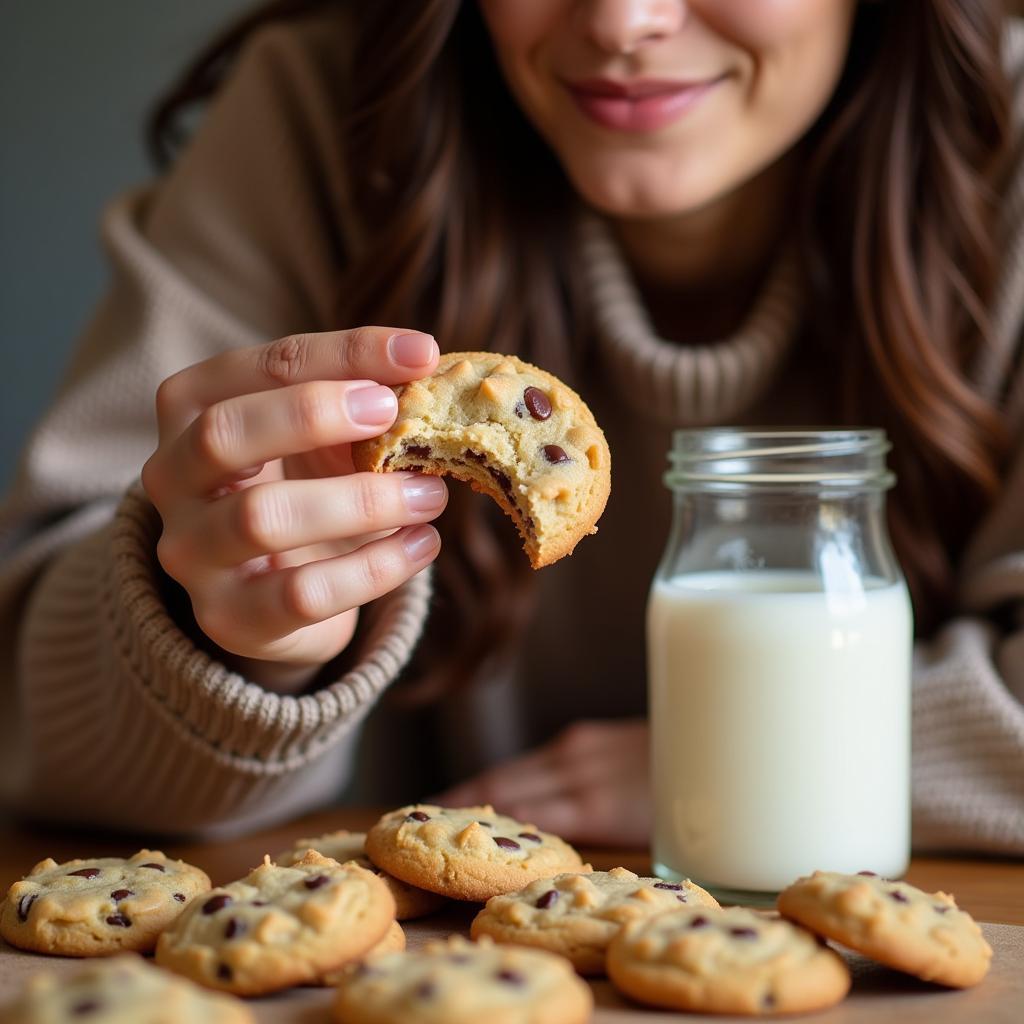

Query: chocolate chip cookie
365,805,588,902
471,866,719,975
155,851,395,996
777,870,993,988
332,935,592,1024
0,849,210,956
274,830,446,920
352,351,611,568
0,954,253,1024
606,905,851,1016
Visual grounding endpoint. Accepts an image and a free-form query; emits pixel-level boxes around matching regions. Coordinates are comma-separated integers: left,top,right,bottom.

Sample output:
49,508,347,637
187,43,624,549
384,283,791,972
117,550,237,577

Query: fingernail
346,384,397,426
389,332,437,368
402,474,447,513
403,524,440,561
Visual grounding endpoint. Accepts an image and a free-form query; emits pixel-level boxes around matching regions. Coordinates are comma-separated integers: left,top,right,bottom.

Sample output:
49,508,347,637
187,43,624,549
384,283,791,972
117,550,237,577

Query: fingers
201,525,441,644
156,328,438,440
174,473,448,569
162,380,399,498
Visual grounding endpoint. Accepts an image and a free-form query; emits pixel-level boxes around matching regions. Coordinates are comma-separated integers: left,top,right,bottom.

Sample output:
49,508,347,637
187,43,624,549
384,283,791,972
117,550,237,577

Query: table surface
2,808,1023,1022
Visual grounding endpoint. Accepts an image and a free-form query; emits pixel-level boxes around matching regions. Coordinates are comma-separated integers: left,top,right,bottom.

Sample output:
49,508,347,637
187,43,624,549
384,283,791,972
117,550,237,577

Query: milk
647,571,911,894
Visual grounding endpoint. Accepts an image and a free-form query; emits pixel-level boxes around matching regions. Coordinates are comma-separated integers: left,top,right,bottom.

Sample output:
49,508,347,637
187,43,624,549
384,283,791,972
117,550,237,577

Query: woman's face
478,0,858,218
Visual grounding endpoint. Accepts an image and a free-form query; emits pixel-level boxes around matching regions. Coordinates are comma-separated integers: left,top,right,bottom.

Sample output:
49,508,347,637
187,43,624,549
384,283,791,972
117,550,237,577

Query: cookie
332,935,592,1024
155,851,395,996
777,870,993,988
0,849,210,956
352,351,611,568
323,921,407,986
274,830,447,920
471,866,720,975
606,905,850,1016
365,805,588,902
0,954,253,1024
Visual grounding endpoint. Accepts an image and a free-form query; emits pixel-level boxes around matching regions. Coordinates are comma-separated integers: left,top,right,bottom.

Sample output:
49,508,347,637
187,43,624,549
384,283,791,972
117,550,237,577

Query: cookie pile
0,815,996,1022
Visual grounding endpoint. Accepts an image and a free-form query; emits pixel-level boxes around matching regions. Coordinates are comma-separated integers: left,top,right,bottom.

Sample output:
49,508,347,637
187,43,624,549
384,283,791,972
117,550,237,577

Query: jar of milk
647,429,912,902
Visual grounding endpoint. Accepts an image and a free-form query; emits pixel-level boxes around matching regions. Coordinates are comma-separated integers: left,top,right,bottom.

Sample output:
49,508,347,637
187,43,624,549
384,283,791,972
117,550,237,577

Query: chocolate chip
477,821,493,828
17,894,37,922
517,832,542,843
536,890,559,909
225,917,246,939
730,927,758,939
890,891,909,903
382,455,393,469
139,863,166,872
763,993,777,1010
414,980,436,999
493,837,521,851
857,870,877,876
406,811,430,822
523,387,551,421
689,916,709,929
514,402,526,419
934,905,951,914
68,868,100,879
676,894,688,903
304,875,330,890
105,913,131,927
654,882,682,891
405,444,431,458
496,969,525,986
71,1000,101,1016
449,952,472,964
251,900,269,906
465,450,486,463
202,894,233,915
110,889,133,901
542,444,570,464
489,467,512,492
173,893,186,903
217,963,232,982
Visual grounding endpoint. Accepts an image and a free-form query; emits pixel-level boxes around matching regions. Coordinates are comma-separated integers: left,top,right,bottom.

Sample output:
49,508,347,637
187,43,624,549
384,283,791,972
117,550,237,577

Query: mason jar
647,429,912,903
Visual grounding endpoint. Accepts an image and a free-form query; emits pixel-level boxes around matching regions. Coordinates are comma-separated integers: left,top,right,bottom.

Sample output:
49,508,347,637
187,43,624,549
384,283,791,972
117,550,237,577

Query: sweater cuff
912,618,1024,854
110,483,432,766
18,483,431,834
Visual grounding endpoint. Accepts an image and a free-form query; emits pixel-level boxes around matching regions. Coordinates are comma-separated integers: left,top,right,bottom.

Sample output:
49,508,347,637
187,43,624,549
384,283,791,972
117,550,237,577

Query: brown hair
151,0,1010,674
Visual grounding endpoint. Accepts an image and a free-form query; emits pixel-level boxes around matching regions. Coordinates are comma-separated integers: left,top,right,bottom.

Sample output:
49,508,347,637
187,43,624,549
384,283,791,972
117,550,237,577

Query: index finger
156,327,438,440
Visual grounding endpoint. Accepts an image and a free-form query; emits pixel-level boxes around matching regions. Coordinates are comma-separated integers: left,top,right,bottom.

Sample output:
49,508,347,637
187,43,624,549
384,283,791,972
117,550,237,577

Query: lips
564,75,724,133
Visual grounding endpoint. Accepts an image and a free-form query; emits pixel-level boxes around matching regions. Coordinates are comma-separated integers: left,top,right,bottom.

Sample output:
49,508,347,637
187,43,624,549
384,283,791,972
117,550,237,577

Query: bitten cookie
274,830,447,920
155,851,395,996
332,935,592,1024
0,954,253,1024
365,805,588,902
606,905,850,1016
0,849,210,957
352,351,611,568
471,867,720,975
777,870,993,988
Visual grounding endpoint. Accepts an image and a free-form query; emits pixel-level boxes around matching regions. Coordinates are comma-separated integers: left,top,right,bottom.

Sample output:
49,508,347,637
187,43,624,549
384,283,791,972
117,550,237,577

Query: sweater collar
578,213,803,426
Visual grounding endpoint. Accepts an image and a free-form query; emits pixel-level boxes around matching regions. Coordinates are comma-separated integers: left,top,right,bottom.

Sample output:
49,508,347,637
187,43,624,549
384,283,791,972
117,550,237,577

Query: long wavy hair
150,0,1011,689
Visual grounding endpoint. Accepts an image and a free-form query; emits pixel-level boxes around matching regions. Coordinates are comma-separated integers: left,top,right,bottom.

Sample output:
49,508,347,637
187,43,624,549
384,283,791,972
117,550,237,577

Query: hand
434,719,651,848
141,328,446,690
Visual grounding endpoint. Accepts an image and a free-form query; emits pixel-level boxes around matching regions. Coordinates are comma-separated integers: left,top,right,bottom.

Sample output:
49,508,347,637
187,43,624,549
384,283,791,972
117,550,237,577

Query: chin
565,154,732,220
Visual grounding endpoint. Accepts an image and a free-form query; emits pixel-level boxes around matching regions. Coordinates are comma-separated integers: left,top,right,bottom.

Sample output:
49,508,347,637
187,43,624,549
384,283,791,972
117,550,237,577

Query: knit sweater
2,10,1023,850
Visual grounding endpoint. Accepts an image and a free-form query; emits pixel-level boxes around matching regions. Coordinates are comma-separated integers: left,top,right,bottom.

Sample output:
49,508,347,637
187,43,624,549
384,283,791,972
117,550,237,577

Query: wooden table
2,808,1023,1021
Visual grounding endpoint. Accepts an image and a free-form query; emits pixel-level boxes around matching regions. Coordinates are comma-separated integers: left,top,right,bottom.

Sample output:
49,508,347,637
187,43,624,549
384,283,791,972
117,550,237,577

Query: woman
0,0,1022,850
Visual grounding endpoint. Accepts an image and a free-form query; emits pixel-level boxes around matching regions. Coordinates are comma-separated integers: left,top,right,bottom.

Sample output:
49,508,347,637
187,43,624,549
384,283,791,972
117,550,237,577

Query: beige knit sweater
2,11,1023,850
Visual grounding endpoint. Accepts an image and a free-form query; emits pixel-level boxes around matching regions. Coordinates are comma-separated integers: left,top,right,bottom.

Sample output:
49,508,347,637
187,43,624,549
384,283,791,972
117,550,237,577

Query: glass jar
647,429,912,903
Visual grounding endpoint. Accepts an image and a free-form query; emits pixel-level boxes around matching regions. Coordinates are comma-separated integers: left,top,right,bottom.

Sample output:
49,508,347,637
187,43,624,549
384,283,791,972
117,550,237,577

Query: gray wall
1,0,251,490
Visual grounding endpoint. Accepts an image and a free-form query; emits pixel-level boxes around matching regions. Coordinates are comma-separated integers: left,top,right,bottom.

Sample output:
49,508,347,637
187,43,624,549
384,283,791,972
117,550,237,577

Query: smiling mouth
563,75,726,133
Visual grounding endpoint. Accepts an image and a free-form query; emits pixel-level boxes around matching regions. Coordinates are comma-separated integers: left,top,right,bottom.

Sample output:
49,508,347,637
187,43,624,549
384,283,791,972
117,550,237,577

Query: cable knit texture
1,10,1022,848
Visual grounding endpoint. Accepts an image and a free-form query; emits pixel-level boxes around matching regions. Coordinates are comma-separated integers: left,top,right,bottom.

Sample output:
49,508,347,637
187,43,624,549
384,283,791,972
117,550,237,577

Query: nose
577,0,686,56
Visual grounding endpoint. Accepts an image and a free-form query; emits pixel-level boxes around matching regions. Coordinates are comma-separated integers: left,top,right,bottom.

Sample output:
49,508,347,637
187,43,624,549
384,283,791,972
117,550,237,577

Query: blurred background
1,0,249,491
